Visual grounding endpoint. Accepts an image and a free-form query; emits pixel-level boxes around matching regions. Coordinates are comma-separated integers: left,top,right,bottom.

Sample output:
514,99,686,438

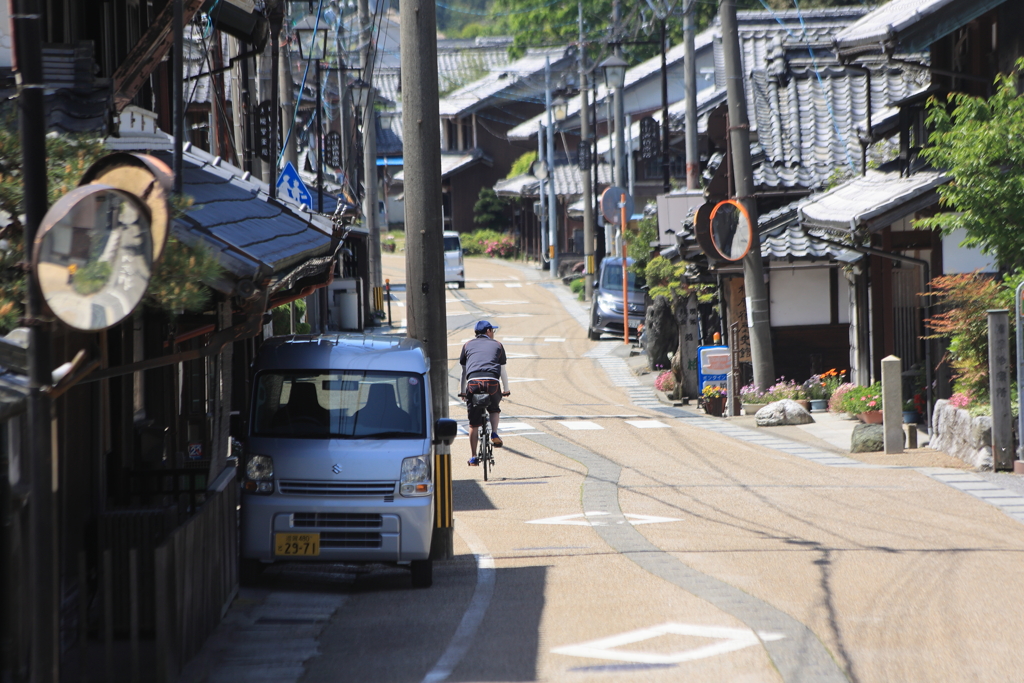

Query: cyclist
459,320,510,465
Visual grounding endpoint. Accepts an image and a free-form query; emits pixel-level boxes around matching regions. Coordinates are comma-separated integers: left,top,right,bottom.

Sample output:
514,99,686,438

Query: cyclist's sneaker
491,434,503,448
468,457,480,466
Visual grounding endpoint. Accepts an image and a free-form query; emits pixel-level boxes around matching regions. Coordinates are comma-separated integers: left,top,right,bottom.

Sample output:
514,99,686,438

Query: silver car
588,256,647,340
443,230,465,288
240,334,456,588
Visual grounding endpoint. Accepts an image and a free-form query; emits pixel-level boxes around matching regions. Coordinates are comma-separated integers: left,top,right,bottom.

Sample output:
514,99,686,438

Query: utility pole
580,1,595,301
684,0,699,189
721,0,774,389
537,121,547,261
401,0,451,556
173,0,184,193
14,1,57,680
269,2,283,199
660,18,670,193
545,57,559,278
280,29,299,169
359,0,382,317
612,0,626,189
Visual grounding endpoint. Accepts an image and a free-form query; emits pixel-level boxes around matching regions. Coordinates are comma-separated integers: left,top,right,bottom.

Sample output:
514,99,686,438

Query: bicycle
460,391,507,481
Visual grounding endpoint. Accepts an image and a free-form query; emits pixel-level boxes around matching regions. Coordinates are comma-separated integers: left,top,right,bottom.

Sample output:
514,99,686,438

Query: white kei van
443,230,465,288
240,334,457,587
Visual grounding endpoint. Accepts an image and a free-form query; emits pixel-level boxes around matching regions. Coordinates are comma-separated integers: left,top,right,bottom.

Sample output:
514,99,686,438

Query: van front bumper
240,490,434,563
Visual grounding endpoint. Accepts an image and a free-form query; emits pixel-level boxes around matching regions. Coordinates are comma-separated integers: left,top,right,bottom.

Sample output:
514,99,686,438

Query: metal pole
613,0,626,189
661,17,670,193
537,121,547,261
545,58,559,278
621,193,628,344
173,0,184,194
269,5,283,198
14,0,57,679
721,0,775,390
360,0,382,315
580,1,595,301
684,0,699,189
316,59,323,213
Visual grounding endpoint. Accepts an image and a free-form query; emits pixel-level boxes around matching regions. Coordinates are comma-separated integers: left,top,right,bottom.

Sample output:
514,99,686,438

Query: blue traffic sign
276,161,313,208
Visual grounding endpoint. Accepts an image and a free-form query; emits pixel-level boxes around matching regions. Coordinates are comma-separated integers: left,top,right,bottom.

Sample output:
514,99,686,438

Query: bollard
988,310,1014,470
881,355,904,454
906,423,918,450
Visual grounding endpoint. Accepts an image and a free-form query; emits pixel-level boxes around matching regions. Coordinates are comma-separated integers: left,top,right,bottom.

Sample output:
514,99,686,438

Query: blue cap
475,320,498,334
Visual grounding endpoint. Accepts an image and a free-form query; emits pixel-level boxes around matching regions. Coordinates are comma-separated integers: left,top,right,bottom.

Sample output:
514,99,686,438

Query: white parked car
443,230,465,288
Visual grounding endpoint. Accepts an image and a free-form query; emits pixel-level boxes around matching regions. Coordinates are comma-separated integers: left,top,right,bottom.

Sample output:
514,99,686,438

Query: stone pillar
988,309,1014,470
881,355,903,454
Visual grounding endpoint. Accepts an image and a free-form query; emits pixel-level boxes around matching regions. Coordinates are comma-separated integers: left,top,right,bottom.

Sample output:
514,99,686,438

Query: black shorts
466,378,501,427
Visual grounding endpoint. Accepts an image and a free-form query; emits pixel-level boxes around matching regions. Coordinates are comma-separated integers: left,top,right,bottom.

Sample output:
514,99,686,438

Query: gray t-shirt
459,335,506,378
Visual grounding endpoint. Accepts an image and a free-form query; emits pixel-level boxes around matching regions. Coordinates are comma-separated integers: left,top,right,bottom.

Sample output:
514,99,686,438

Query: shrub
483,234,516,258
828,382,856,413
654,370,676,393
766,378,805,401
948,391,971,409
569,277,584,301
739,383,771,404
461,229,504,256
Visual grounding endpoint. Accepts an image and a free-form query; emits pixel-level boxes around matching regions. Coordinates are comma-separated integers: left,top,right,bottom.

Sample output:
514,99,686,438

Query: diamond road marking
552,622,784,665
558,420,603,430
526,512,681,527
625,420,670,429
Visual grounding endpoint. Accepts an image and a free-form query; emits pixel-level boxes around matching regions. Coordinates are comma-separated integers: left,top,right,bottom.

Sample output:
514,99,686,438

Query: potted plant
902,398,919,424
803,375,829,412
834,383,883,422
766,378,809,411
739,383,771,415
702,385,727,417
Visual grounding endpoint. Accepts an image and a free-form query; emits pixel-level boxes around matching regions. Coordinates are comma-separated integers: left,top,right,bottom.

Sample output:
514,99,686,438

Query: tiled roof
493,162,613,199
834,0,1007,56
183,30,233,105
759,204,861,262
797,168,949,233
438,47,574,118
392,151,490,182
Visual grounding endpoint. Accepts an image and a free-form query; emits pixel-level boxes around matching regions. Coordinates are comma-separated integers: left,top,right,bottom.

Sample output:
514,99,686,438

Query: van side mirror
593,279,599,289
433,418,458,446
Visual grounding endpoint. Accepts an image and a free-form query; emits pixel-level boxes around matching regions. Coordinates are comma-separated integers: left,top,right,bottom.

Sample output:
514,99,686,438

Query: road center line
524,431,849,683
420,520,496,683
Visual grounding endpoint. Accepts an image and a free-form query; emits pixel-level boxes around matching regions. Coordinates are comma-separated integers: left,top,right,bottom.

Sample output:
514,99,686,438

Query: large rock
755,400,814,426
851,423,905,452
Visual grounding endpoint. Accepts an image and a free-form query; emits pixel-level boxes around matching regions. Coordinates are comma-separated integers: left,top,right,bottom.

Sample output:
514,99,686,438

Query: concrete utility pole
401,0,451,556
684,0,699,189
660,18,670,193
612,0,626,189
538,121,547,260
15,2,58,680
720,0,775,389
279,30,299,169
269,2,283,199
545,57,559,278
580,1,595,301
360,0,382,314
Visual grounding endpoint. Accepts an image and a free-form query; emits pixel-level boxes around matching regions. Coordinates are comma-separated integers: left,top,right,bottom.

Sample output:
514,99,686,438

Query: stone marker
755,399,814,427
881,355,903,454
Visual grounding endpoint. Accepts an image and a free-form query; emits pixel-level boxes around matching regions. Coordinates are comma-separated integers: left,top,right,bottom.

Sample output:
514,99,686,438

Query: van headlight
400,455,432,497
244,454,274,494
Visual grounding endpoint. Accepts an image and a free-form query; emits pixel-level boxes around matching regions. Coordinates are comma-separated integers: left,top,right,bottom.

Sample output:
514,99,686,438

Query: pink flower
867,400,877,408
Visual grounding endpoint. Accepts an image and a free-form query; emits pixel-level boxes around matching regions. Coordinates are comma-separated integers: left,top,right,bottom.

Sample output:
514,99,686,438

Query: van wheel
588,327,601,341
457,281,465,289
240,559,265,586
410,559,433,588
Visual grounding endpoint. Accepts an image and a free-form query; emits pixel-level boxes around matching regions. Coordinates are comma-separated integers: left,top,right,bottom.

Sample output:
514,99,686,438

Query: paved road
188,254,1024,683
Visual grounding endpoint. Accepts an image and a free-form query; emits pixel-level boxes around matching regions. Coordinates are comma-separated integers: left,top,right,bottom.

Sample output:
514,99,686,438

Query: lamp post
544,57,559,278
600,54,627,253
296,26,329,213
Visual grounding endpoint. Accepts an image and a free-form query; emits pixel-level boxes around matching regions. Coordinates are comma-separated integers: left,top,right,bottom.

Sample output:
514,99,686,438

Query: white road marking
526,512,681,526
552,623,784,665
543,337,565,342
625,420,670,429
503,337,525,341
478,282,494,288
505,282,522,288
480,300,529,306
499,422,534,431
420,521,495,683
558,420,603,430
509,376,544,383
506,352,539,359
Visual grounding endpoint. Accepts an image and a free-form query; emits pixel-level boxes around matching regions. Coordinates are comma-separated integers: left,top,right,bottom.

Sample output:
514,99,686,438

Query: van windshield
252,370,426,439
443,236,461,252
601,264,646,292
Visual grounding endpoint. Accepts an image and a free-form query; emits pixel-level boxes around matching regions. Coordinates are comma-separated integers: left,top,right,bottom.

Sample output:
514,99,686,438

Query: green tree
473,187,508,230
508,151,537,178
917,59,1024,267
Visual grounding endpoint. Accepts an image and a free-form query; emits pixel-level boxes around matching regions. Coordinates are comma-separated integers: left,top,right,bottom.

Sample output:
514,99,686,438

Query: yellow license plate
275,533,320,556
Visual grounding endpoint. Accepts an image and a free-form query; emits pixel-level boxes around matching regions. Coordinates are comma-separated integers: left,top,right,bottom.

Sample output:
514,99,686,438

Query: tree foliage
508,151,537,178
473,187,508,230
917,59,1024,268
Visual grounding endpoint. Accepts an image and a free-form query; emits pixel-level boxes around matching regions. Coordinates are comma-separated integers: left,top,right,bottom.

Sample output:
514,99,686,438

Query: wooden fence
154,467,238,683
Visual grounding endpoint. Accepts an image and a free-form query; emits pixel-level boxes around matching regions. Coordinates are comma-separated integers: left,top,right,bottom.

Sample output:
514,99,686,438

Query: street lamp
350,78,372,113
552,95,568,122
600,54,628,253
598,54,627,91
295,26,329,213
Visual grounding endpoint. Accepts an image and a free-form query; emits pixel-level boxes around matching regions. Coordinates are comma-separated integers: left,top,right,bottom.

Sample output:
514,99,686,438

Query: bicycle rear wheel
480,424,491,481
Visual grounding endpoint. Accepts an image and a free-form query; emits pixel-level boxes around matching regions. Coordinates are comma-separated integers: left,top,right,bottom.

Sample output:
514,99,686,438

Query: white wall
0,4,11,69
769,267,832,326
942,228,998,273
